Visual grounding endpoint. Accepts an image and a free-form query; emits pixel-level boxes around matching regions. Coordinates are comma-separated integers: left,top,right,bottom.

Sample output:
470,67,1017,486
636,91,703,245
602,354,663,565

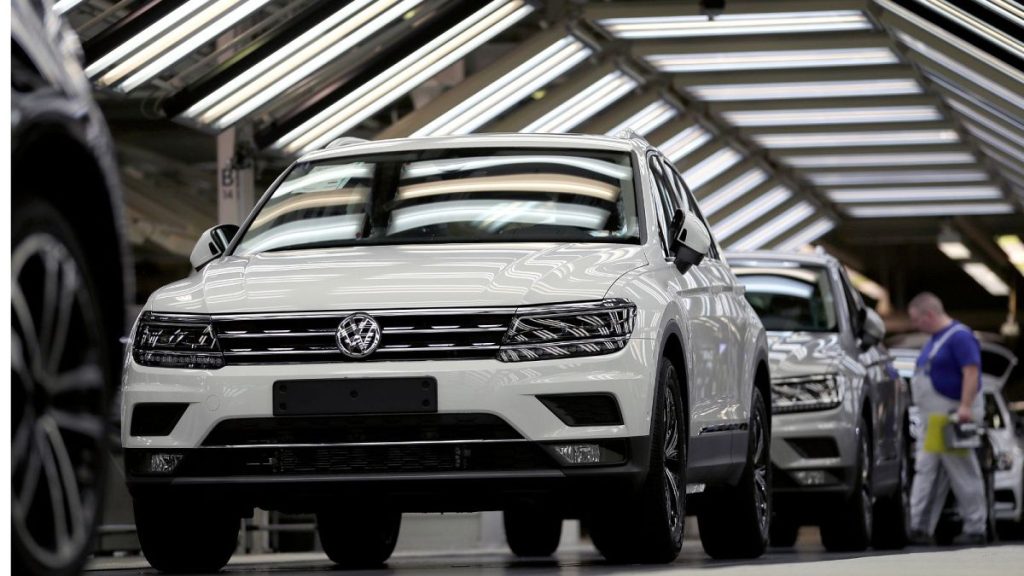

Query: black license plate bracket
272,378,437,416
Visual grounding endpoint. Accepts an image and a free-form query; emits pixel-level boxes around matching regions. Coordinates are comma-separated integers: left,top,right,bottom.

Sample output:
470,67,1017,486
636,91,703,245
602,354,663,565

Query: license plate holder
272,378,437,416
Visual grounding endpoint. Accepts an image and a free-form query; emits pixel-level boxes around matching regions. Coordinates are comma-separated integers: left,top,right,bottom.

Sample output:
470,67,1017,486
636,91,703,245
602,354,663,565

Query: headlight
771,373,843,413
996,451,1014,471
133,312,224,369
498,299,636,362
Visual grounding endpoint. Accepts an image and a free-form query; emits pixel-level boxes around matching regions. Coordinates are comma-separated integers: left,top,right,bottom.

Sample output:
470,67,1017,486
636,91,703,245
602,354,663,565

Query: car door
647,153,725,438
837,265,899,463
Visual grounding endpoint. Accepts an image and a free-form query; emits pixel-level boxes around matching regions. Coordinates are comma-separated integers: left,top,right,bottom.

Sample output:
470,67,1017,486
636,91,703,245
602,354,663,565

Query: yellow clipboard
924,413,968,455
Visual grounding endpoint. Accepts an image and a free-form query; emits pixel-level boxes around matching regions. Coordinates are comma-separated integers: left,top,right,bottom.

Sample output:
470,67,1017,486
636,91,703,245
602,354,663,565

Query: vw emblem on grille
335,313,381,359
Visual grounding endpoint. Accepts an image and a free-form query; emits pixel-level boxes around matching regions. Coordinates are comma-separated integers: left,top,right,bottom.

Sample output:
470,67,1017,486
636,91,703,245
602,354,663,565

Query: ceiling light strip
699,168,769,217
723,105,942,127
647,47,898,73
996,235,1024,275
683,148,743,190
754,129,960,148
275,0,533,154
690,79,922,101
606,100,678,137
660,125,712,163
913,0,1024,60
827,186,1004,203
961,262,1010,296
784,152,976,168
188,0,422,128
413,37,592,137
809,170,989,186
845,202,1014,217
727,202,816,252
713,186,792,241
774,218,837,252
522,71,638,133
598,10,871,39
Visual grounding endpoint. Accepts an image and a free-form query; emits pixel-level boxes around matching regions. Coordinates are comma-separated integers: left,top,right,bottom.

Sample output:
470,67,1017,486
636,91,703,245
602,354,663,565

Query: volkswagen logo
335,313,381,359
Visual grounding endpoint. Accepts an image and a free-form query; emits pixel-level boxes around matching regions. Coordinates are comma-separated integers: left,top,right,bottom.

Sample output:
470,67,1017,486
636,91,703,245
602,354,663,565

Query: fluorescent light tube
775,217,836,252
599,11,870,39
808,170,989,186
189,0,422,128
414,37,591,137
53,0,85,14
276,0,533,153
977,0,1024,27
728,202,815,252
939,241,972,260
914,0,1024,60
784,152,976,168
754,129,960,148
606,100,678,137
660,125,712,163
827,186,1004,203
845,203,1014,217
700,168,768,217
996,235,1024,275
647,47,897,72
523,70,638,133
723,106,942,127
962,262,1010,296
683,148,743,190
690,79,921,101
714,186,792,241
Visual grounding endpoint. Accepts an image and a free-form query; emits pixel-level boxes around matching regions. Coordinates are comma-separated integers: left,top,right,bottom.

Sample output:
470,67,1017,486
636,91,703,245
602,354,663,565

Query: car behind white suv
122,133,771,571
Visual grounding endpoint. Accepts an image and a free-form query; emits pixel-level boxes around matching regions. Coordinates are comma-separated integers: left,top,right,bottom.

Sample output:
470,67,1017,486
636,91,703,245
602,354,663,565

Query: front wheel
873,425,912,549
504,508,562,557
821,417,873,552
588,357,685,564
317,508,401,568
134,496,240,573
698,386,771,559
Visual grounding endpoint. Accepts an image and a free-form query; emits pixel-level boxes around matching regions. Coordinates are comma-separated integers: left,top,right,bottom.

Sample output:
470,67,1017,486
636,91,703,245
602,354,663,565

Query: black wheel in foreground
821,416,873,552
317,509,402,568
873,425,912,549
11,201,111,576
698,386,771,559
589,357,685,564
504,508,562,557
134,496,240,573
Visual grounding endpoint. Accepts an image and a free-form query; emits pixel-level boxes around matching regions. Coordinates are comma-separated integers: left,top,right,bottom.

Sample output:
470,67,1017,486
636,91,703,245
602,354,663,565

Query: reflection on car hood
148,243,648,314
767,331,844,379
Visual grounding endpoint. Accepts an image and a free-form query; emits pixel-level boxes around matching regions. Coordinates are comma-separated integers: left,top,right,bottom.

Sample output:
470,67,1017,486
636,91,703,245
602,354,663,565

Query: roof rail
614,129,650,145
325,137,368,149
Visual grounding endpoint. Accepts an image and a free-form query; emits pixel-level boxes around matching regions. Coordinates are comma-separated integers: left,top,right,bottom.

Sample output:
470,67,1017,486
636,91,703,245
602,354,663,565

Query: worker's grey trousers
908,379,986,536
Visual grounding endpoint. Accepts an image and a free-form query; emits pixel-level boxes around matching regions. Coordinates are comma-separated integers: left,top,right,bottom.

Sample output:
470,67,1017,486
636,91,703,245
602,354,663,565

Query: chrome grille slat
213,310,513,364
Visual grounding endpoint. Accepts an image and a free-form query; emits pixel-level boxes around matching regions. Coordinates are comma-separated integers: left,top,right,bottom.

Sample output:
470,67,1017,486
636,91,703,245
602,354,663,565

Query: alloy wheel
662,383,683,539
752,405,769,538
11,233,106,572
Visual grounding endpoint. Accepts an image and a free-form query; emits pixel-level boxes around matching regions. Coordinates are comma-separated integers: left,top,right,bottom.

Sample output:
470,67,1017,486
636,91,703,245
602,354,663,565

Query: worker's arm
957,364,980,423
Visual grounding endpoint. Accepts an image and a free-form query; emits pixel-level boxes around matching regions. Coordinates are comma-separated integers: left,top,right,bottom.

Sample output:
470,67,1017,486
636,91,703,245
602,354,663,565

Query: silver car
728,251,911,552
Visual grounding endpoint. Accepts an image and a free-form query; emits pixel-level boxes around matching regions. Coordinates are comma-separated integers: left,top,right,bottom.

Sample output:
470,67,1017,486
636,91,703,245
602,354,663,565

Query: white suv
122,133,771,571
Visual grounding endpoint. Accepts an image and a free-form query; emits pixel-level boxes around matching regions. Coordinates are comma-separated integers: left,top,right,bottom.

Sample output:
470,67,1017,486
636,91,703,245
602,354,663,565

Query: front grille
213,309,514,364
201,414,523,446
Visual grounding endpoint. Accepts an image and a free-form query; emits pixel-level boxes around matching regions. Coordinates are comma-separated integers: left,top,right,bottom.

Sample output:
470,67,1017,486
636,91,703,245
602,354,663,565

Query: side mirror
190,224,239,271
859,308,886,350
670,209,711,274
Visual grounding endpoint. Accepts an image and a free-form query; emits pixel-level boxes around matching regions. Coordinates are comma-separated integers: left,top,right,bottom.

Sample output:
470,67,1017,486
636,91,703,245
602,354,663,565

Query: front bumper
994,461,1023,522
770,405,858,497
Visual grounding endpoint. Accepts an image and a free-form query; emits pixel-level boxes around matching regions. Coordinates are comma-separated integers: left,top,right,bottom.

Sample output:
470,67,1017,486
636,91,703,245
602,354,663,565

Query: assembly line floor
87,539,1024,576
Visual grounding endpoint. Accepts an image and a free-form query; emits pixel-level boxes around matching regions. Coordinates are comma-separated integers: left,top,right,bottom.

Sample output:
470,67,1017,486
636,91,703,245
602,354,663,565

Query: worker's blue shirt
916,321,982,401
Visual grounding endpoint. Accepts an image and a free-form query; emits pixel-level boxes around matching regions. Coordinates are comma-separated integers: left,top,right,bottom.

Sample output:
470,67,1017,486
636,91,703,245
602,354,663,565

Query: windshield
234,148,640,255
734,266,839,332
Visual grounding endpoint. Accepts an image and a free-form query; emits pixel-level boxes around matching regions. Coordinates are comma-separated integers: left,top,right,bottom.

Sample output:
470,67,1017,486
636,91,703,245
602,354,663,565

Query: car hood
766,331,845,379
148,243,648,314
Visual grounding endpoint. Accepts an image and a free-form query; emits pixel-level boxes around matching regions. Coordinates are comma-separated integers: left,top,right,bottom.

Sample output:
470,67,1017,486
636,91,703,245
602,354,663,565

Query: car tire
873,425,912,549
698,386,771,559
134,496,240,573
11,200,111,576
770,513,799,548
504,508,562,557
317,509,401,568
821,416,873,552
589,357,685,564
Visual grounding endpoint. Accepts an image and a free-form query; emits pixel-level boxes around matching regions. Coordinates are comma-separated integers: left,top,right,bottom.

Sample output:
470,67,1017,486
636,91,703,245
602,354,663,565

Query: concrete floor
87,540,1024,576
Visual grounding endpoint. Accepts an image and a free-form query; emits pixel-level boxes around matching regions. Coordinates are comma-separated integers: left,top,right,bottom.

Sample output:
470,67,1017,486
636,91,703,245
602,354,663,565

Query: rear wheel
134,496,240,573
698,387,771,559
589,358,685,564
317,508,401,568
821,417,873,552
873,423,912,549
504,508,562,557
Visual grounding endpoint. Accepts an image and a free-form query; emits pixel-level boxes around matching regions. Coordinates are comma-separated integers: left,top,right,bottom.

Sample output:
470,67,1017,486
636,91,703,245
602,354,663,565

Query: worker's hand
956,404,973,423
